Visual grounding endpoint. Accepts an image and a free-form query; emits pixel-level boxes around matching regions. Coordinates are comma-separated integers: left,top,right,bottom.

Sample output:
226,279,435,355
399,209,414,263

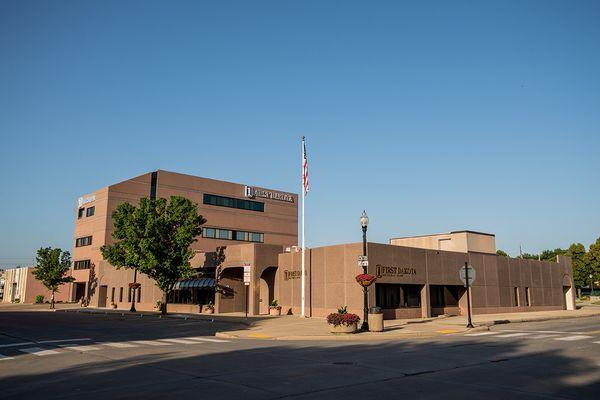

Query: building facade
1,266,71,304
71,170,298,311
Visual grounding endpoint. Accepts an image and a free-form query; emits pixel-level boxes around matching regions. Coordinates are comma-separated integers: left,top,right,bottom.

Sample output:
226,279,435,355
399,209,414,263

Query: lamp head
360,210,369,228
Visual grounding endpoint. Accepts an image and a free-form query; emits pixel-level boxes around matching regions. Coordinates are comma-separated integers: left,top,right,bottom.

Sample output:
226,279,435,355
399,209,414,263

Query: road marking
59,345,100,352
525,334,560,339
593,341,600,344
37,338,91,344
495,333,532,338
554,335,593,342
101,342,138,348
0,354,14,361
131,340,172,346
0,342,34,348
495,330,585,334
184,337,230,343
464,332,499,336
20,347,60,356
160,338,200,345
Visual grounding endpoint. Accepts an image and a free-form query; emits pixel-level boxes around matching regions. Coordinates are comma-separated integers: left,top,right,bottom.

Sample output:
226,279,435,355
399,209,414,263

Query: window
431,286,445,308
235,231,248,241
203,194,264,212
111,287,115,303
75,236,92,247
218,229,232,240
119,287,123,302
514,287,520,307
77,208,85,219
86,206,95,217
250,232,264,243
74,260,91,270
376,284,422,309
137,287,141,303
203,228,216,238
525,287,531,307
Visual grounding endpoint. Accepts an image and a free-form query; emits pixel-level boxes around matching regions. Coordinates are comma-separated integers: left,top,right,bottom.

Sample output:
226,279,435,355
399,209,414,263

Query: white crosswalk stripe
0,354,14,361
495,333,532,338
20,347,60,356
554,335,593,341
525,334,559,339
131,340,172,346
59,345,100,352
183,336,230,343
101,342,138,348
593,341,600,344
160,338,199,345
464,332,499,336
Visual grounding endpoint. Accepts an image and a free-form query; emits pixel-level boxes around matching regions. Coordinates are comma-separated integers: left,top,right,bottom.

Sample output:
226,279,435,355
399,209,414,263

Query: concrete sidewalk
215,306,600,341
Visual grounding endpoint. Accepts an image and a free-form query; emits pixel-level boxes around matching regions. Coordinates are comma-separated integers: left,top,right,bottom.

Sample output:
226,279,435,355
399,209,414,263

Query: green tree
566,243,590,288
496,250,509,257
101,196,206,314
587,237,600,290
540,248,566,262
521,252,539,260
32,247,75,309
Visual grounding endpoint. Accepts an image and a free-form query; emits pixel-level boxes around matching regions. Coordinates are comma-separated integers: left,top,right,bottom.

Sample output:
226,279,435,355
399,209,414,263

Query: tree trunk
50,290,55,310
161,291,168,315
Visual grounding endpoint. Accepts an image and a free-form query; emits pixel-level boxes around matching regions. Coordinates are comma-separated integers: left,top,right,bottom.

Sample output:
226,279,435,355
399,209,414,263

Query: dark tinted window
75,236,92,247
203,194,264,212
74,260,91,270
78,208,85,219
86,206,95,217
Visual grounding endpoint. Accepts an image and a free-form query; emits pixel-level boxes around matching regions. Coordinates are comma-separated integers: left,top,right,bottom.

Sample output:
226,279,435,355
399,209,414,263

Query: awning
172,278,216,290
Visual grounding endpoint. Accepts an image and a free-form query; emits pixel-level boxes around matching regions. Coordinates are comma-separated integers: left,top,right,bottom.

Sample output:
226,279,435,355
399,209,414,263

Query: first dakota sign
245,186,294,203
376,264,417,278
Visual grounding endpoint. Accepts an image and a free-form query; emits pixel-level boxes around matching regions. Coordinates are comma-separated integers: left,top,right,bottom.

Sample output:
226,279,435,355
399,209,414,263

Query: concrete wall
2,267,70,304
390,231,496,255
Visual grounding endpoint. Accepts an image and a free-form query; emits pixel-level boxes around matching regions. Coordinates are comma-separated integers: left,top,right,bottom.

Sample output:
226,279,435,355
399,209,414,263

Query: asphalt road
0,311,598,399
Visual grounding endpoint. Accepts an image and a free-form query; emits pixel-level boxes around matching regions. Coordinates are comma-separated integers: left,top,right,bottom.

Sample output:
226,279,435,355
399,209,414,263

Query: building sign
283,270,305,280
244,186,294,203
376,264,417,278
77,195,96,207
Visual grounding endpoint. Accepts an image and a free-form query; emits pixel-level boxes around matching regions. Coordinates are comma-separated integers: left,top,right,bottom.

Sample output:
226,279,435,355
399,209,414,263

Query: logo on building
77,195,96,207
376,264,417,278
244,186,294,203
283,270,304,280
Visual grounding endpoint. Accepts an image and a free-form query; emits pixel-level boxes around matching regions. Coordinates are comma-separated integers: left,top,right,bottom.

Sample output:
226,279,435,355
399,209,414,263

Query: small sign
359,260,369,267
243,263,251,286
459,265,476,287
358,255,368,262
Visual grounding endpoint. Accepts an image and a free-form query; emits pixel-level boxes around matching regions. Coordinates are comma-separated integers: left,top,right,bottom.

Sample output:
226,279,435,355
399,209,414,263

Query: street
0,311,599,399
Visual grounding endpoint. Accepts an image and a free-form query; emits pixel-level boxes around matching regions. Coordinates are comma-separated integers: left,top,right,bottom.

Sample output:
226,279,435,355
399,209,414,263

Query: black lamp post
591,274,595,297
360,210,369,331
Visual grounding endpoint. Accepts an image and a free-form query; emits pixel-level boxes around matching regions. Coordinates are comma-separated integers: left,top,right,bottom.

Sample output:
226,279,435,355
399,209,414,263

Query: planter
269,308,281,316
357,279,374,287
330,323,358,334
202,306,214,314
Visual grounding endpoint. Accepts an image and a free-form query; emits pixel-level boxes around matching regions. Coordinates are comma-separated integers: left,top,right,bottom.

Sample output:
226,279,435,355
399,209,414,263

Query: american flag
302,137,310,195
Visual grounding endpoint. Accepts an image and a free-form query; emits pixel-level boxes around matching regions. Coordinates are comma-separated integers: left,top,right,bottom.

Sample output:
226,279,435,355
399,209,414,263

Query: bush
35,295,44,304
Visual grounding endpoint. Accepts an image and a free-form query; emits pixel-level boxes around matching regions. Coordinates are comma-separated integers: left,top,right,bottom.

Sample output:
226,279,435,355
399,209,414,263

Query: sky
1,1,599,267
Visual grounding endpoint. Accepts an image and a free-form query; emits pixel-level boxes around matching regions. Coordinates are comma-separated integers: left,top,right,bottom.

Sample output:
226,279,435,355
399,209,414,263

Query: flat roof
389,230,495,241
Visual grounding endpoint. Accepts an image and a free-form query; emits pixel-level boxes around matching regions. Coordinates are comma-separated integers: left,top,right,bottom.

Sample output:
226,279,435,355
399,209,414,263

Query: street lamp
130,269,137,312
360,210,369,331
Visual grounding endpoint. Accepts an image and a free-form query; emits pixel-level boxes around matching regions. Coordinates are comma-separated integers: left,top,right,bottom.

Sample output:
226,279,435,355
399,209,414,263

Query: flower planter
330,323,358,334
202,306,214,314
269,308,281,316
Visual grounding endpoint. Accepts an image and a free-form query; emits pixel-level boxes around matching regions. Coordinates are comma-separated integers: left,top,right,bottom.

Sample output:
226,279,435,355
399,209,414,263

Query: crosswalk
0,336,230,361
464,330,597,344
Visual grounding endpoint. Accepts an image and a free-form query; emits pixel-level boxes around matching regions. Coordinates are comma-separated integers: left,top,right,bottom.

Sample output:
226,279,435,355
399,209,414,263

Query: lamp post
360,210,369,331
591,274,595,297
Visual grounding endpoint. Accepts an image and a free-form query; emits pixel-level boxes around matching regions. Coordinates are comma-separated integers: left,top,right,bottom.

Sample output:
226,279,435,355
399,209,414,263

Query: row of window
77,206,95,219
203,193,264,212
74,260,91,270
202,227,264,243
111,286,141,303
75,236,92,247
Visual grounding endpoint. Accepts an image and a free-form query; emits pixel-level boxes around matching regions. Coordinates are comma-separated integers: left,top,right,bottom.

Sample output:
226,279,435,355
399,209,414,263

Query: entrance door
259,267,277,314
98,285,108,307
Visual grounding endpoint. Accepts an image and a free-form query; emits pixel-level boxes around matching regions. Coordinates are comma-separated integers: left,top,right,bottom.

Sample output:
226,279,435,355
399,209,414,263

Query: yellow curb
437,329,460,334
247,333,274,339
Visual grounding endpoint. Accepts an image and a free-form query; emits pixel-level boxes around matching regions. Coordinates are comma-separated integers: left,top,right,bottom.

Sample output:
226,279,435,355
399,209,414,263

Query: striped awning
172,278,215,290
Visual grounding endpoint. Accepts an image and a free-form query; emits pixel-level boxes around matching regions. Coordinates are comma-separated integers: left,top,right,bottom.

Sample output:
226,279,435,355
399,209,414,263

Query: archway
259,267,277,314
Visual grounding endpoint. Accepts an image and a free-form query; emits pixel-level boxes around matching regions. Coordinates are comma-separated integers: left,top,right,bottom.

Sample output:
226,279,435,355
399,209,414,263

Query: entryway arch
259,267,277,314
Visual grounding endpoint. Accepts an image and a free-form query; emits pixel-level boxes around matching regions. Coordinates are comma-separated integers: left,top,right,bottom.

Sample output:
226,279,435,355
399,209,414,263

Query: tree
32,247,75,309
587,237,600,288
496,250,509,257
566,243,590,288
101,196,206,314
540,248,566,262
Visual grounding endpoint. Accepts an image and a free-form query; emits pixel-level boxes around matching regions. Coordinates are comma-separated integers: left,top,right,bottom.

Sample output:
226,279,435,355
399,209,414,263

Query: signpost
459,263,475,328
243,263,250,318
358,255,369,268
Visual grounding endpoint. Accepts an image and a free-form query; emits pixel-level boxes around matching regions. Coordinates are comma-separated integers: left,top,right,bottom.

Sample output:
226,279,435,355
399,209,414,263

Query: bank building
68,170,575,319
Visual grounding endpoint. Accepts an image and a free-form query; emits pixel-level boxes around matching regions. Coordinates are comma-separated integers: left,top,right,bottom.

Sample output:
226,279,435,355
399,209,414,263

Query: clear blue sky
1,1,599,267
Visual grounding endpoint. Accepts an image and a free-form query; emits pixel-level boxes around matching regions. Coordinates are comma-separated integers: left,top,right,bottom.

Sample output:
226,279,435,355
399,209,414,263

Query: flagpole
301,136,306,317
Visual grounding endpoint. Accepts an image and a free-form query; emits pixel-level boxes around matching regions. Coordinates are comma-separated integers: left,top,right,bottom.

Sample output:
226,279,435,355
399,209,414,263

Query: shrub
35,295,44,304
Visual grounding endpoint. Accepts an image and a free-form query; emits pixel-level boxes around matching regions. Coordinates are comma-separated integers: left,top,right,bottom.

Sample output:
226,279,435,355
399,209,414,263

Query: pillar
420,284,431,318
